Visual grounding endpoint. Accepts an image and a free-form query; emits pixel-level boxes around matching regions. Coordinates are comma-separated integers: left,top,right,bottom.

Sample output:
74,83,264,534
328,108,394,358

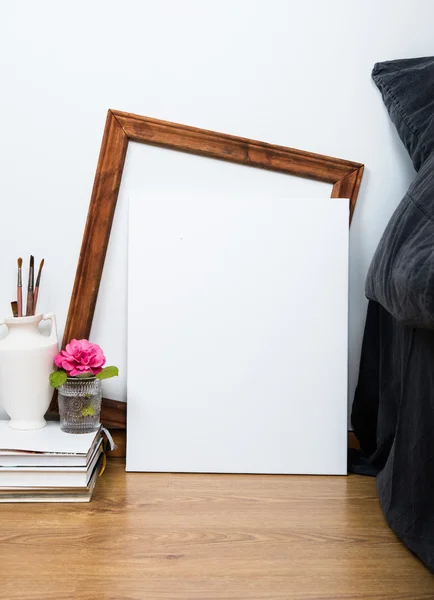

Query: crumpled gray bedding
366,58,434,327
352,57,434,572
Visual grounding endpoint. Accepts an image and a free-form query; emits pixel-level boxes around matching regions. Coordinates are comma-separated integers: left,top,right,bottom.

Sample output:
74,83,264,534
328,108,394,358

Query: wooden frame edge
51,109,364,429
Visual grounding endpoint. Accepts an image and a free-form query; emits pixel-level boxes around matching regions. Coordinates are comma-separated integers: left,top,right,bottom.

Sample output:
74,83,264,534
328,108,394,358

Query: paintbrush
26,255,34,317
17,257,23,317
11,301,18,318
32,258,44,315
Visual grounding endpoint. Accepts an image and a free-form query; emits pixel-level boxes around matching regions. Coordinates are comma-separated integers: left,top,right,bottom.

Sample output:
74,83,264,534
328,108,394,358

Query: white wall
1,0,432,420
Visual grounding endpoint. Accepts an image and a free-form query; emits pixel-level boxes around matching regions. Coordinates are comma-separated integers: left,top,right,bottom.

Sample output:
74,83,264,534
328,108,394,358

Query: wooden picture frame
53,109,364,430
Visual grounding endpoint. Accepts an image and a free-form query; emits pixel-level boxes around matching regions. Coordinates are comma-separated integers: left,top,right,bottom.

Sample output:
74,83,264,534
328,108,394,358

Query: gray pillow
366,57,434,327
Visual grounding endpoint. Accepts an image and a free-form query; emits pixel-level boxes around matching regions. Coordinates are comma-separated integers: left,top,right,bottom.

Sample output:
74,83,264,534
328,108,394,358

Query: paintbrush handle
26,256,34,317
26,290,33,317
33,287,39,315
17,287,23,317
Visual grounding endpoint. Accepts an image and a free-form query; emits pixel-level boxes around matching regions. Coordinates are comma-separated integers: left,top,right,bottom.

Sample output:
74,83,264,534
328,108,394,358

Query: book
0,421,102,467
0,441,103,487
0,457,102,503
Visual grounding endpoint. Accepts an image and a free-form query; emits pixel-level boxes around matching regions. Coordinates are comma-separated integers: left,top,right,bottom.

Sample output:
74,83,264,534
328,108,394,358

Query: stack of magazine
0,421,104,502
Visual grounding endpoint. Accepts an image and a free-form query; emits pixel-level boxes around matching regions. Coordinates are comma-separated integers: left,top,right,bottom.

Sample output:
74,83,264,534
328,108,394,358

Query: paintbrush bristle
11,301,18,317
30,255,34,267
35,258,45,287
17,257,22,268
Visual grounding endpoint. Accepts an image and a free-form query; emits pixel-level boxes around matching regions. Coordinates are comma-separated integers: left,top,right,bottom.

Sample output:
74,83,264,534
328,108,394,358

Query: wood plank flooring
0,459,432,599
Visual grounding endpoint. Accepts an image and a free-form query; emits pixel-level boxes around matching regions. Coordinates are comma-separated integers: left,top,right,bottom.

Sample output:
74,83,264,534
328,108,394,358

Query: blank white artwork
126,184,349,474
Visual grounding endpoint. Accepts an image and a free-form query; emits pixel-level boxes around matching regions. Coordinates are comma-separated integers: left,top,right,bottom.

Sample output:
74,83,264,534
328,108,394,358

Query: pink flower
54,339,106,377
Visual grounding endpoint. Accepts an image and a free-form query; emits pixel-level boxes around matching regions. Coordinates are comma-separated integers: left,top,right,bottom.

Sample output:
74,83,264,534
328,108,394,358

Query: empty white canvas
126,188,349,475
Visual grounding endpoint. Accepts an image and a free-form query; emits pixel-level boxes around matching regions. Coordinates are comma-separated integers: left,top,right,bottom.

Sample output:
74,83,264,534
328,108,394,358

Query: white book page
0,421,99,455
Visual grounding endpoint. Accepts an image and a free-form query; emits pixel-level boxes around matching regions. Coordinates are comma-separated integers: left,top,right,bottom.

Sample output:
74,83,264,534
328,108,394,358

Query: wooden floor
0,459,432,600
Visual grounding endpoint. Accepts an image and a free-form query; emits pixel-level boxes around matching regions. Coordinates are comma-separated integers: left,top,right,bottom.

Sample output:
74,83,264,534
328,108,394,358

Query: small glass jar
58,377,102,434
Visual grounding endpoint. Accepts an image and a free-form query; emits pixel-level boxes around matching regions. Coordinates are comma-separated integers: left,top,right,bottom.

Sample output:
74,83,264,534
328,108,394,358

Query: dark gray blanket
352,57,434,572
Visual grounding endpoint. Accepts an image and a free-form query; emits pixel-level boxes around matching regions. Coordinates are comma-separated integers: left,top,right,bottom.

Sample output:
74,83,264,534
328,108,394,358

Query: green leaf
49,370,67,389
81,406,96,417
96,366,119,380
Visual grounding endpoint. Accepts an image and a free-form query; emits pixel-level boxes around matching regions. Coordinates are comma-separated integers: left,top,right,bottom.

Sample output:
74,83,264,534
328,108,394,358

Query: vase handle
42,313,58,345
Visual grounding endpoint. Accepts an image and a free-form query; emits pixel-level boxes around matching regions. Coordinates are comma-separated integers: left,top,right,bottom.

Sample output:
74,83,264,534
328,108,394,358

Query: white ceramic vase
0,313,58,430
